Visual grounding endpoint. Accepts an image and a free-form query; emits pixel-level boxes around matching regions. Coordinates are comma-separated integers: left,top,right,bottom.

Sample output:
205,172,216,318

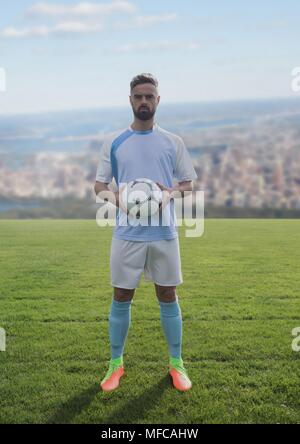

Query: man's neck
130,118,155,132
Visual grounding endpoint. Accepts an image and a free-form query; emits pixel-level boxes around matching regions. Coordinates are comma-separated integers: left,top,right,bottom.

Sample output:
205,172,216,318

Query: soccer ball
121,178,163,219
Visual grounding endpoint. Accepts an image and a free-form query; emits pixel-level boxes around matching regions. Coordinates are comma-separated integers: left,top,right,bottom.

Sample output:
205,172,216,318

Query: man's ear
157,96,161,104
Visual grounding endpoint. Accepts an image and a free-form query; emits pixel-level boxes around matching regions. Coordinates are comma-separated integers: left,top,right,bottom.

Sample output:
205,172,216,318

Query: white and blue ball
121,178,163,219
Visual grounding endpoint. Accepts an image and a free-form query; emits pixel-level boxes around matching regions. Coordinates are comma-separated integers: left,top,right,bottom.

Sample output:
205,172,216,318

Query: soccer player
94,73,198,392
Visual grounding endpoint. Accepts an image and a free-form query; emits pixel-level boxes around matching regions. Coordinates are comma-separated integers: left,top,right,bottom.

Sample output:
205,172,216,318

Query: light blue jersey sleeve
173,136,198,182
95,130,126,183
95,137,113,183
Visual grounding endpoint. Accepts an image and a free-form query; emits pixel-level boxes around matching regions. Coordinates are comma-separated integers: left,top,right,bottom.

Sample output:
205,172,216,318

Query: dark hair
130,73,158,91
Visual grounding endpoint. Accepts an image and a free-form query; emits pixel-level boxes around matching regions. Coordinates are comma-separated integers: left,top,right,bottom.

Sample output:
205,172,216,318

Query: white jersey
96,123,197,241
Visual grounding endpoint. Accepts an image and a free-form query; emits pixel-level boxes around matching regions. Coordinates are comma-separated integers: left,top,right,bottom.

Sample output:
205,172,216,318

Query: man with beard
94,73,197,392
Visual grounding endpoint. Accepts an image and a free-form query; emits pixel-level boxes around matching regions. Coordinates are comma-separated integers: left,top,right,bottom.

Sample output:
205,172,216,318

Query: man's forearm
94,180,193,210
94,182,120,208
170,182,193,198
157,181,194,211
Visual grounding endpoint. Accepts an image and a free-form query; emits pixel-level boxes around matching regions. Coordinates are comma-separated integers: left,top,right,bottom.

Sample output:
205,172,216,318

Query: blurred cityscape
1,98,300,217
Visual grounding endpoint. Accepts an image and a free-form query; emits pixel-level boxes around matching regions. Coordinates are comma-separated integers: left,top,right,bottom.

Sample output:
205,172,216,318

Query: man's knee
155,284,177,303
114,287,135,302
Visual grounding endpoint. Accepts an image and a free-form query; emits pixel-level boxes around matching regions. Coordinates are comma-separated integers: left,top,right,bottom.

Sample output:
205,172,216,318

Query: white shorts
110,237,183,289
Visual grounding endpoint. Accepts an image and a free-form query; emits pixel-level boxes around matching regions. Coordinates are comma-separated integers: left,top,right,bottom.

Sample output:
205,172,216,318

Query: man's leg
103,238,147,392
155,284,181,359
155,284,192,391
109,287,134,359
101,287,134,392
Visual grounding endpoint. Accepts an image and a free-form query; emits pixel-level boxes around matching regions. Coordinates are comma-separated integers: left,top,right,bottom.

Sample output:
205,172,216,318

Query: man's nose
140,98,149,107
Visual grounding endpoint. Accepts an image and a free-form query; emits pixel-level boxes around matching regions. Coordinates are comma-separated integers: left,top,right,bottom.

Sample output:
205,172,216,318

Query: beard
132,106,156,121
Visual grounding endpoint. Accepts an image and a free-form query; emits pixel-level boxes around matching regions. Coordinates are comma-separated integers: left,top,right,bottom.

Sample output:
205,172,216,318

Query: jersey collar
128,123,158,135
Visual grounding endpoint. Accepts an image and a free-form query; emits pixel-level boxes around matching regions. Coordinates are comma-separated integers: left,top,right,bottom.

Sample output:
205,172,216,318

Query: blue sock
159,299,182,359
109,299,132,360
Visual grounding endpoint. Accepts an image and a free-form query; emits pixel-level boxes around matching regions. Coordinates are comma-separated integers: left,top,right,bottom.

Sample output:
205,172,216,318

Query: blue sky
0,0,300,114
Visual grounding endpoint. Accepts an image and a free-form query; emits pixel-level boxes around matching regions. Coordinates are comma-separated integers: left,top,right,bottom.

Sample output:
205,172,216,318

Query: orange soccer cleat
100,357,125,392
169,357,192,392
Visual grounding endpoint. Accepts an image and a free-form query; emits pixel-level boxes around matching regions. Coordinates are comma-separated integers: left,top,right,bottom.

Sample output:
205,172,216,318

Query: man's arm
94,181,120,208
156,180,194,211
156,180,193,198
172,180,193,196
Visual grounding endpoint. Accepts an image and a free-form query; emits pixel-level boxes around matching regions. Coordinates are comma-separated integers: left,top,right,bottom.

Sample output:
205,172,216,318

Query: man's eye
146,95,154,100
134,95,142,99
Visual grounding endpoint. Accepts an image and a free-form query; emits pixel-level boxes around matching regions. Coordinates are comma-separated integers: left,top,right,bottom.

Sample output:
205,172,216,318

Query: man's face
129,83,160,121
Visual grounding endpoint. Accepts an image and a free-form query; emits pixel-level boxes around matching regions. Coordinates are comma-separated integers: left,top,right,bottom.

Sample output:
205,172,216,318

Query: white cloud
2,26,50,38
114,41,203,53
134,13,177,26
114,13,177,29
1,2,178,39
54,21,102,33
1,22,102,38
27,1,136,18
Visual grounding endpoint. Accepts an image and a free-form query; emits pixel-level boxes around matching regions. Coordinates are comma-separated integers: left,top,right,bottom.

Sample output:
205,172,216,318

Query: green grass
0,219,300,424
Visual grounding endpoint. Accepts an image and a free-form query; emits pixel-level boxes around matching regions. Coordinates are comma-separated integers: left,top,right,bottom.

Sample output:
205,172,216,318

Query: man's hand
94,181,129,214
118,183,130,215
156,181,193,211
155,182,173,194
155,182,175,211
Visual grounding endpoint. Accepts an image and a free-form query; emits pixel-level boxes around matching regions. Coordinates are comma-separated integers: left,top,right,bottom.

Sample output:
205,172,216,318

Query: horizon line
1,95,300,118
